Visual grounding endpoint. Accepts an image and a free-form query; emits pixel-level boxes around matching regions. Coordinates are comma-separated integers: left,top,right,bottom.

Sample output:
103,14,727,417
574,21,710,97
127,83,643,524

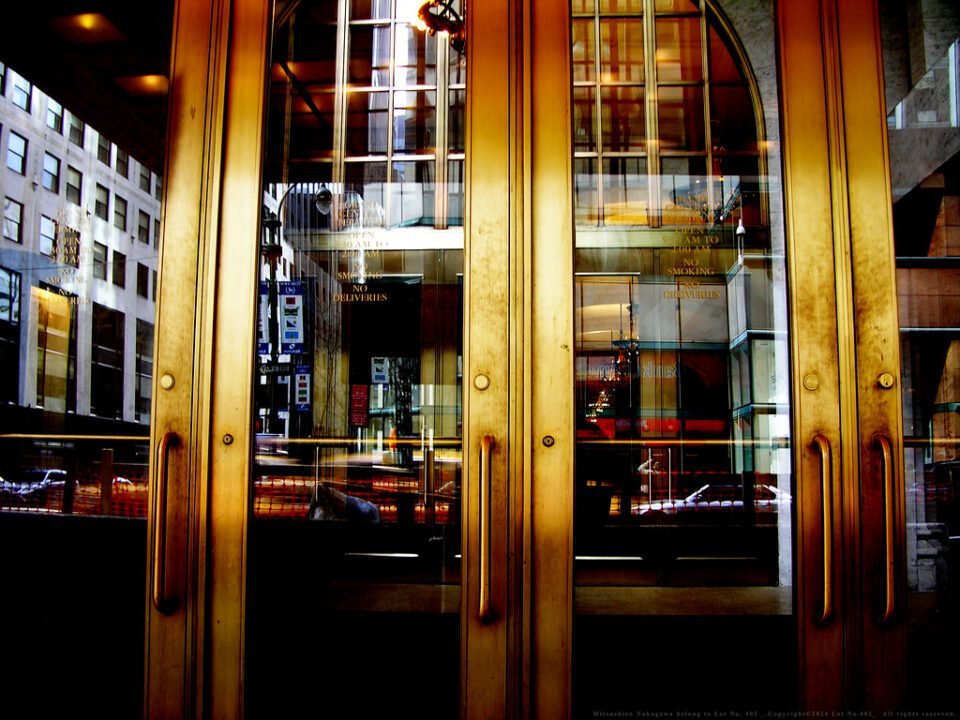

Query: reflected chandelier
416,1,465,54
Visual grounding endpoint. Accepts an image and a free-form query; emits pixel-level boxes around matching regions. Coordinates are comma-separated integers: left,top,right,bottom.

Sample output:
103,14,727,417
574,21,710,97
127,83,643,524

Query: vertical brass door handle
812,434,834,624
478,434,494,623
875,434,896,625
153,431,180,614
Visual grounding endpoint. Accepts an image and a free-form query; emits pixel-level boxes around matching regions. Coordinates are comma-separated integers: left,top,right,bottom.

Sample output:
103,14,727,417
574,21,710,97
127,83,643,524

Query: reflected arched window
571,0,765,231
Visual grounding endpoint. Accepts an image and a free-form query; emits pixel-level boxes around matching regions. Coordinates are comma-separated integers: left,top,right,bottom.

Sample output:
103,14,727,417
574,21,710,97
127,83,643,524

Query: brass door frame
834,0,907,709
528,0,575,718
462,0,521,717
145,0,240,716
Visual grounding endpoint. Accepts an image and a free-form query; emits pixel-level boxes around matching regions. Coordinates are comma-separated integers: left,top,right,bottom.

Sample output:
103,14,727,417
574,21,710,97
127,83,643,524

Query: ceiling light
51,13,126,44
114,75,169,97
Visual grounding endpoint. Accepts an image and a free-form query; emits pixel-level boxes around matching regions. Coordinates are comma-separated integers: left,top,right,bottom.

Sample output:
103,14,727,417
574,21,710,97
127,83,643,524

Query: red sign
349,384,369,427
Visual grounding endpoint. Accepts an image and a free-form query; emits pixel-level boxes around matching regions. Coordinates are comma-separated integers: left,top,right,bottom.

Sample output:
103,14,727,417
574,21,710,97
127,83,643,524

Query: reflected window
116,148,129,178
35,286,77,414
0,266,20,404
66,166,82,205
46,99,63,133
113,250,126,288
137,262,149,298
6,131,27,174
90,303,124,419
39,215,57,256
573,0,760,228
138,210,150,244
97,134,111,165
42,152,60,193
571,0,789,587
12,74,31,112
114,195,127,231
95,184,109,220
3,197,23,243
93,242,108,281
135,319,153,423
68,114,84,147
267,0,464,229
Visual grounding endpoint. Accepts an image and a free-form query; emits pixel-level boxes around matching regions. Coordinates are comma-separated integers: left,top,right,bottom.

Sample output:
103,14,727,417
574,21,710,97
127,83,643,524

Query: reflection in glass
346,91,389,155
393,90,437,152
249,2,465,715
571,1,793,712
602,157,648,225
657,84,705,151
601,86,645,151
351,0,393,21
598,0,643,13
449,89,466,152
600,19,644,83
655,0,699,13
572,19,596,83
886,29,960,709
574,87,597,153
0,10,169,714
655,17,703,82
575,158,600,225
349,25,391,85
711,83,758,153
394,23,437,85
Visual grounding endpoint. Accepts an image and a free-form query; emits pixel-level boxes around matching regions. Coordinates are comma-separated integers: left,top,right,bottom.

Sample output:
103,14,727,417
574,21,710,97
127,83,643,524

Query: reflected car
633,483,790,520
0,469,72,498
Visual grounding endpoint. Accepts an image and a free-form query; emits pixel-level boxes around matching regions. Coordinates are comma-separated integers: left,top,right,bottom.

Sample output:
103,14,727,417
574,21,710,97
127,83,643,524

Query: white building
1,61,161,427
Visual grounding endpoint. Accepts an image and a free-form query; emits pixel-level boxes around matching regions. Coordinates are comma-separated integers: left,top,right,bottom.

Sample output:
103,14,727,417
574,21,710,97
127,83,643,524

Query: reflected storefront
0,0,958,717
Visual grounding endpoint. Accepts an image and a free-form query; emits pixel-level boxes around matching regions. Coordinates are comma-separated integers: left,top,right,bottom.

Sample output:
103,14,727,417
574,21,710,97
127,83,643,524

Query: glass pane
602,157,648,225
0,4,172,717
599,0,643,14
711,83,758,153
657,85,705,150
346,91,389,155
574,87,597,152
449,89,466,152
391,161,435,226
351,0,393,22
448,159,464,225
249,3,464,716
600,19,644,82
655,0,700,12
571,1,795,713
575,157,600,226
709,23,743,84
394,23,437,85
349,24,391,85
656,17,703,81
885,19,960,707
392,90,437,153
601,85,645,150
572,19,596,82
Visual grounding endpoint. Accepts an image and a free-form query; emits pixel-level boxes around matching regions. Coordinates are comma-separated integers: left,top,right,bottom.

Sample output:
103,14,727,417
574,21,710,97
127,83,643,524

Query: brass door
529,0,844,714
0,1,227,718
525,0,956,716
201,0,917,717
203,0,518,717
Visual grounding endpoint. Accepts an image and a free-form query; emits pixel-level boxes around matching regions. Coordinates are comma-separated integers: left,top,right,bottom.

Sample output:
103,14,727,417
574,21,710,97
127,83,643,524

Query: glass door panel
0,3,178,717
569,1,797,713
245,2,465,716
882,7,959,711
